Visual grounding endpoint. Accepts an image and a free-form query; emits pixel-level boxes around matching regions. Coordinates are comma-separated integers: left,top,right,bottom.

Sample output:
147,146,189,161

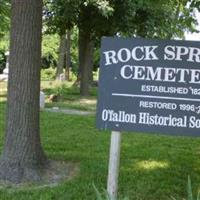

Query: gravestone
59,73,65,81
0,51,9,81
40,91,45,109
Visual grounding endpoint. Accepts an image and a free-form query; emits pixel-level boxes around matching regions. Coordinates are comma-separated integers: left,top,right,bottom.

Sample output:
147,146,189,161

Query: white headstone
5,51,9,70
59,73,65,81
40,91,45,109
5,51,9,56
3,67,9,75
0,74,8,81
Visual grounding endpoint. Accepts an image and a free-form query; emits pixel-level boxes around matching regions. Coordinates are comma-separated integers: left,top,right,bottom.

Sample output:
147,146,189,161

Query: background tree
43,0,114,95
43,0,78,80
77,1,113,96
43,0,198,96
65,30,72,80
0,0,47,183
77,0,198,95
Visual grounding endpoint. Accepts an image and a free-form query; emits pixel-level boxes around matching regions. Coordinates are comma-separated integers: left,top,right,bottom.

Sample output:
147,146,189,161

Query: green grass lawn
0,82,7,103
1,81,200,199
0,102,200,199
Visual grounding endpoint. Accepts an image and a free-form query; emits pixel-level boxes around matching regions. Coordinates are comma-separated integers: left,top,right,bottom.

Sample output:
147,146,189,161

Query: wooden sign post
107,131,122,200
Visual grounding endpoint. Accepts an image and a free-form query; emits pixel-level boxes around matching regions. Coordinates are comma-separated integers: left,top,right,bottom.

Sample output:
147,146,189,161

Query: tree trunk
0,0,47,183
65,30,71,81
74,65,81,86
88,41,94,83
56,33,67,80
79,28,93,96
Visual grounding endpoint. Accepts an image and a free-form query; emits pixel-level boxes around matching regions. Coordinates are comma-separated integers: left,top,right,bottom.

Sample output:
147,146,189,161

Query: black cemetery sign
96,37,200,136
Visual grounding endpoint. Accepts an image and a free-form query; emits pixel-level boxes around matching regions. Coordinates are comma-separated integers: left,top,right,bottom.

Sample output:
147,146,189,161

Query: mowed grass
0,82,7,103
1,81,200,199
0,103,200,199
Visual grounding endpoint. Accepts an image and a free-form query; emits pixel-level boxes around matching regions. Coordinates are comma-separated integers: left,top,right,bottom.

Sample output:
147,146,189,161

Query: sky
185,10,200,41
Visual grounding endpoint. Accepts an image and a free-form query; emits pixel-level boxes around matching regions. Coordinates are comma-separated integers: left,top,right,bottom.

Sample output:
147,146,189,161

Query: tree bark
56,33,67,80
65,30,71,81
0,0,47,183
79,28,93,96
88,41,94,83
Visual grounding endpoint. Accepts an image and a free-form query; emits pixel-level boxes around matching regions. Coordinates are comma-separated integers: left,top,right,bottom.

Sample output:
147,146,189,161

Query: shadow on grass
119,133,200,200
0,101,6,106
0,94,7,98
0,101,6,114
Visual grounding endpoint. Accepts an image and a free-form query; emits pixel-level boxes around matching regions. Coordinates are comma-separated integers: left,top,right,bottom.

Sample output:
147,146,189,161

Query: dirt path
44,107,95,116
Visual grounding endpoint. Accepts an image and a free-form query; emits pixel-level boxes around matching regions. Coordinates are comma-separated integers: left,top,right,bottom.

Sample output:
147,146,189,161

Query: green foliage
41,68,56,81
43,0,81,35
41,29,80,76
191,0,200,12
42,34,59,69
42,0,198,83
0,35,9,50
172,176,200,200
43,83,82,99
0,50,6,73
93,184,129,200
187,176,194,200
111,0,197,39
0,35,9,73
93,184,110,200
70,0,198,40
0,0,10,38
83,0,114,16
43,0,114,35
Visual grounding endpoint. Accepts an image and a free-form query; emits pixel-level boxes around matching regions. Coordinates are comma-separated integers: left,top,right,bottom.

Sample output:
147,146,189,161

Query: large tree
0,0,47,183
56,32,67,80
44,0,113,95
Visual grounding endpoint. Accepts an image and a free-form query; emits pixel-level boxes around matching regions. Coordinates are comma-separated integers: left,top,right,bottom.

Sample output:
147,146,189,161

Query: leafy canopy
43,0,198,40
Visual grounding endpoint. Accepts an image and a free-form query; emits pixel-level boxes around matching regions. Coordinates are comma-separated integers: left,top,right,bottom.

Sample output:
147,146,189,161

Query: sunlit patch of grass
0,97,6,103
0,82,7,92
0,82,7,102
0,82,7,90
135,160,169,170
